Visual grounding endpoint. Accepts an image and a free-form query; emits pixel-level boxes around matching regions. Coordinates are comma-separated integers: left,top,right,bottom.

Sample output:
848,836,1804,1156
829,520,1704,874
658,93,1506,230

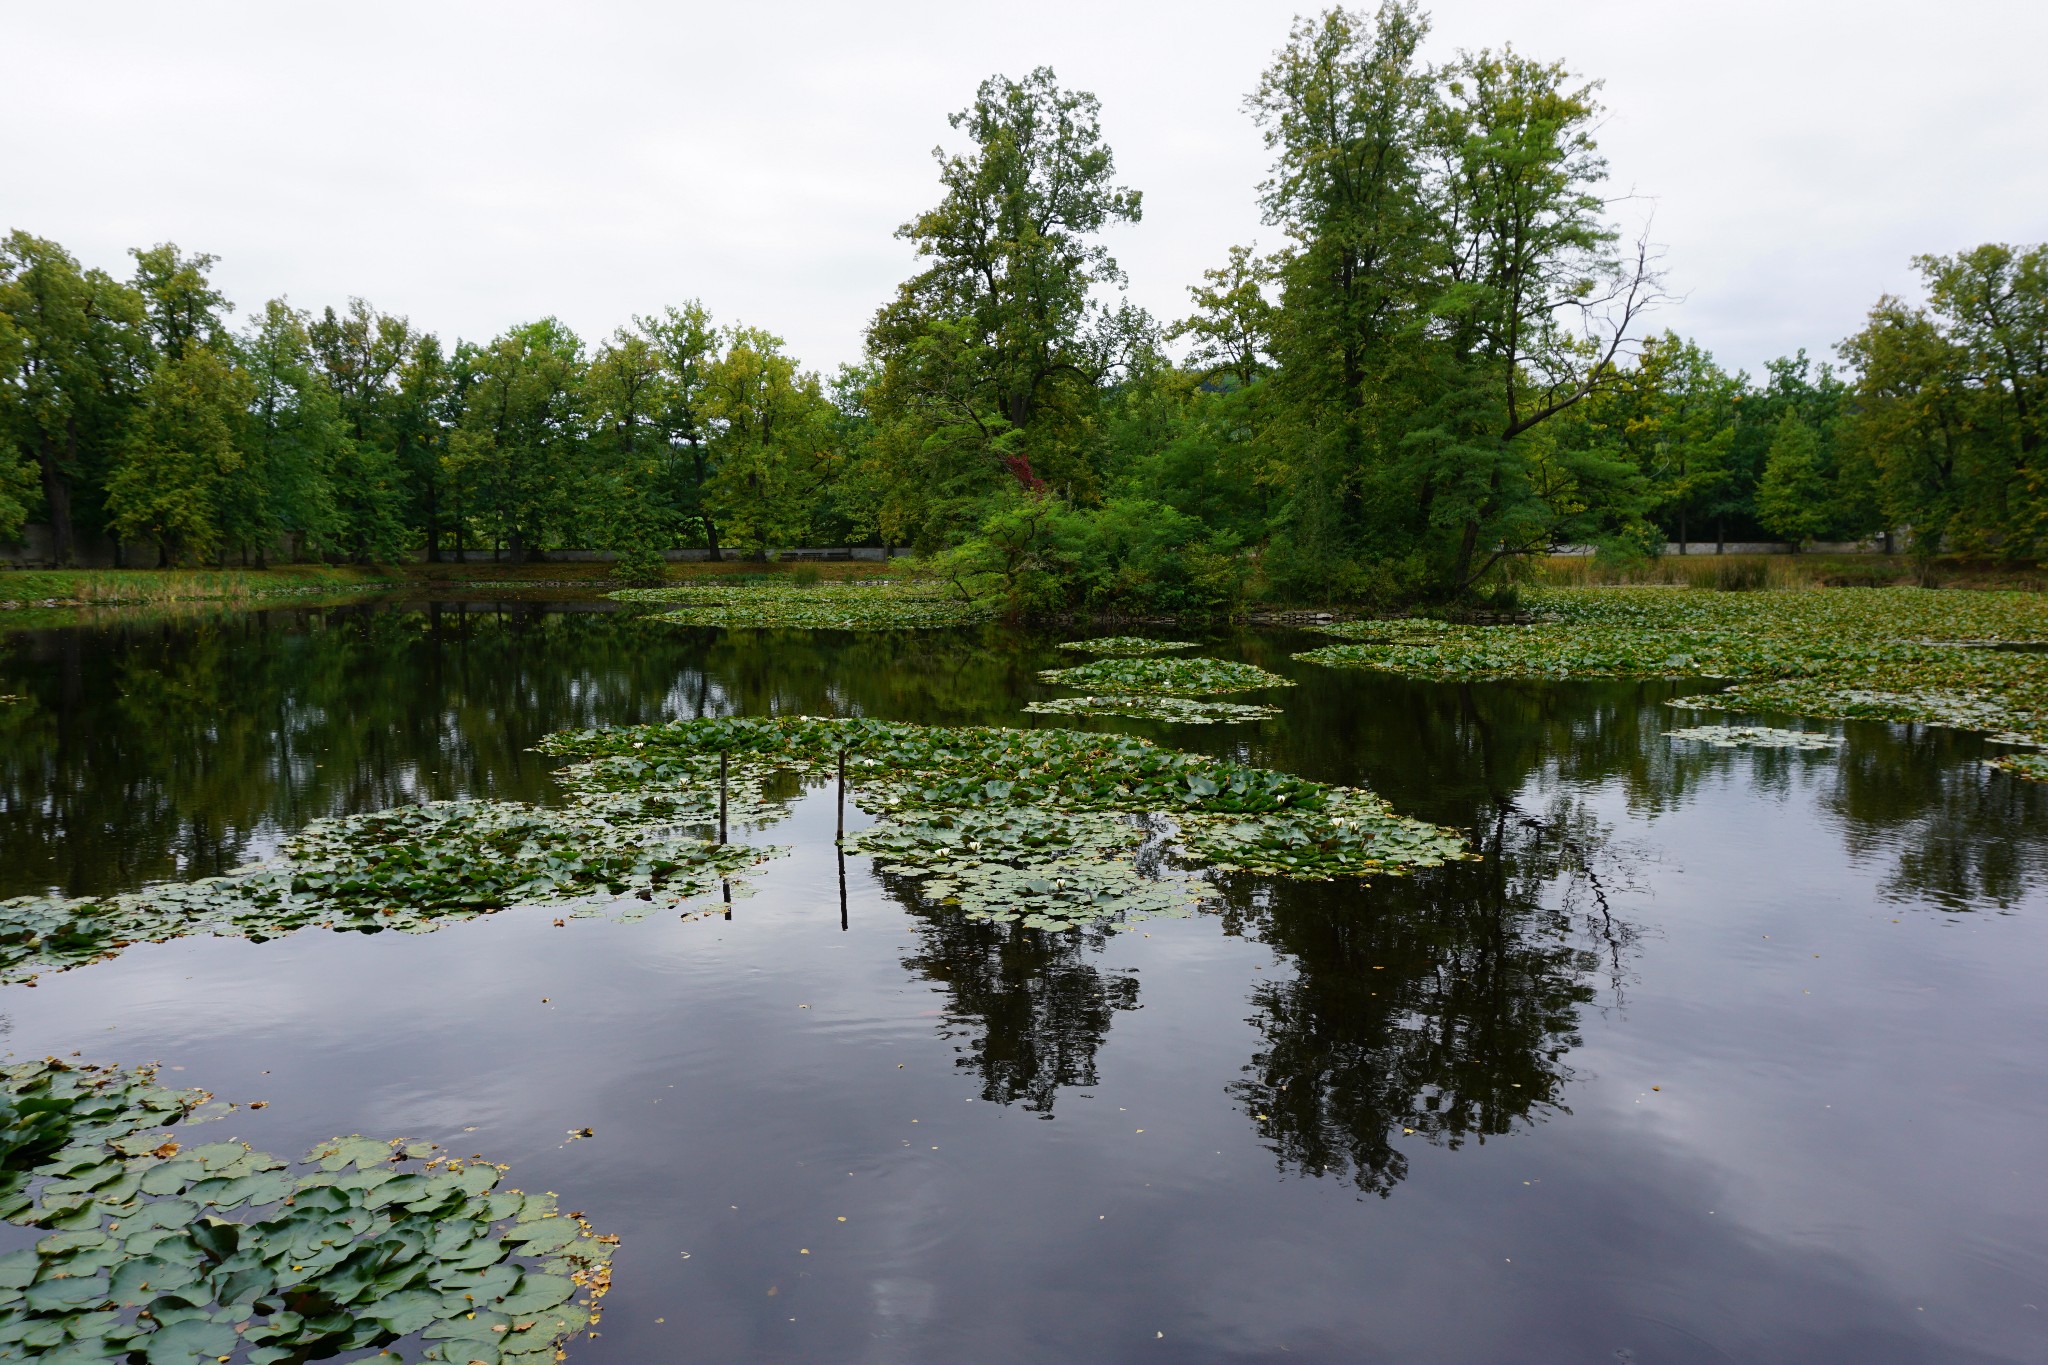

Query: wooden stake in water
718,750,729,846
836,748,847,845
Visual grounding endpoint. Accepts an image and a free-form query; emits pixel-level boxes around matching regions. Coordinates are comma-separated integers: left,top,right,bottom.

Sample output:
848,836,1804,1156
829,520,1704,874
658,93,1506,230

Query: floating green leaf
1055,637,1199,656
1299,587,2048,776
0,799,772,985
1022,695,1282,724
611,581,994,630
1664,725,1843,750
1037,656,1295,696
0,1058,614,1364
542,716,1470,924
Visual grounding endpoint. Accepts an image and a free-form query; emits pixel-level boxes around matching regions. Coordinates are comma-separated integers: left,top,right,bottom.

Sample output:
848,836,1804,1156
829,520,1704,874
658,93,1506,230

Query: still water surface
2,598,2045,1363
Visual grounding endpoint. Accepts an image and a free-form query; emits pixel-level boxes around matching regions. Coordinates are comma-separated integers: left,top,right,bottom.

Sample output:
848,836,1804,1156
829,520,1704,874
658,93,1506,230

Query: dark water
3,599,2046,1364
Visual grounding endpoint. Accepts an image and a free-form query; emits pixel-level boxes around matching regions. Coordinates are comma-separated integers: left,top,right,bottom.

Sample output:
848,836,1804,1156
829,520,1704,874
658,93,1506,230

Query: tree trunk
1677,506,1687,555
704,516,722,563
1449,519,1481,597
37,454,75,566
1716,516,1724,555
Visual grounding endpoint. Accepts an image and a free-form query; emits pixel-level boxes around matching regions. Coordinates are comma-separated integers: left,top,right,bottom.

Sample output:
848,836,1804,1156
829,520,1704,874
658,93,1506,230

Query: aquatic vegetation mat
611,581,994,630
1056,637,1198,656
541,716,1468,931
0,798,770,985
1298,588,2048,774
1036,656,1295,696
1664,725,1843,750
1990,752,2048,782
1021,695,1282,725
0,1057,613,1364
4,715,1455,975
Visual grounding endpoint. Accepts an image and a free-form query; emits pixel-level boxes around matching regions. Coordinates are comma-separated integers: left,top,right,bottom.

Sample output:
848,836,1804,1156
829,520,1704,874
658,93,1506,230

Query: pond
2,597,2045,1364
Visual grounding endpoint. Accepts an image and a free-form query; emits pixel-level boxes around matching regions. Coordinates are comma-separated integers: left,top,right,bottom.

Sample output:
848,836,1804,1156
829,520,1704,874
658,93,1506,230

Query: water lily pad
0,1058,614,1365
1037,657,1295,696
1022,695,1282,724
612,581,992,630
1664,725,1843,750
542,717,1470,923
1299,588,2048,777
1056,637,1198,656
0,800,771,985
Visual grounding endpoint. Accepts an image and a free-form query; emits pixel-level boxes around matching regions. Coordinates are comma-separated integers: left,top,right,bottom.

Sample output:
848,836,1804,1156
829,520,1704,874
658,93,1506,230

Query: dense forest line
3,2,2043,608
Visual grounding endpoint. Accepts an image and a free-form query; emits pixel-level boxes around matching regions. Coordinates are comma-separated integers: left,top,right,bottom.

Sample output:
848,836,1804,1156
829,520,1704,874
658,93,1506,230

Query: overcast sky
5,0,2043,381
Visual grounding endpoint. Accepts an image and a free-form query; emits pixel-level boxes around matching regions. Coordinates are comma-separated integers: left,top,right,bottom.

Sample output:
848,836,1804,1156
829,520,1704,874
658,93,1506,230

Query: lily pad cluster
1298,587,2048,776
1037,656,1294,696
0,797,770,985
0,1057,613,1364
611,581,994,630
1022,695,1284,725
539,716,1468,930
1664,725,1843,750
1991,753,2048,782
1056,637,1198,656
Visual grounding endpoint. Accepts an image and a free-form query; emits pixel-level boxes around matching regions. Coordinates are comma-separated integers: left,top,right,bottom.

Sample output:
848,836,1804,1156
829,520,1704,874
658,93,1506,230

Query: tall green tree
128,243,231,362
703,326,835,559
0,232,150,561
450,319,585,561
1251,4,1659,597
309,300,415,560
241,299,347,557
638,302,723,558
1170,245,1276,388
1755,413,1830,549
103,344,256,564
587,327,674,581
866,66,1144,536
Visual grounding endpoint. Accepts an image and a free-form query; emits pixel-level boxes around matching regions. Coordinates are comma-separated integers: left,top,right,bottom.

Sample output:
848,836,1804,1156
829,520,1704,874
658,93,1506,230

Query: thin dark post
722,878,732,921
838,845,848,932
836,748,847,845
718,750,729,846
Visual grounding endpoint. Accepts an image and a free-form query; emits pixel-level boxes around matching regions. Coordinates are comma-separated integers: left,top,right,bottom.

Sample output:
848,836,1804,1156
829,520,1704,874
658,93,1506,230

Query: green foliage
1839,242,2047,561
864,66,1147,539
103,345,257,565
0,796,768,983
1755,414,1830,547
1057,636,1198,655
922,493,1250,618
540,715,1470,921
702,327,838,559
0,1057,614,1364
1244,2,1663,599
1299,586,2048,768
1037,656,1294,695
1022,695,1282,724
613,580,996,629
0,231,151,561
3,37,2038,603
0,432,34,542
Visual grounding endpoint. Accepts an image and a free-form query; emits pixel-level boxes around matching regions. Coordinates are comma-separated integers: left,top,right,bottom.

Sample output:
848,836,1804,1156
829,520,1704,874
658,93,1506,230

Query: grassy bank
1527,553,2048,592
0,558,896,607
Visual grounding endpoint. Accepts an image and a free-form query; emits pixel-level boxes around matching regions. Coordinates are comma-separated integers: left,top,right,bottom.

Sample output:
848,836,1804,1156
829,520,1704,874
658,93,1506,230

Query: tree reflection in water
877,783,1645,1199
891,868,1140,1114
1221,795,1641,1195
